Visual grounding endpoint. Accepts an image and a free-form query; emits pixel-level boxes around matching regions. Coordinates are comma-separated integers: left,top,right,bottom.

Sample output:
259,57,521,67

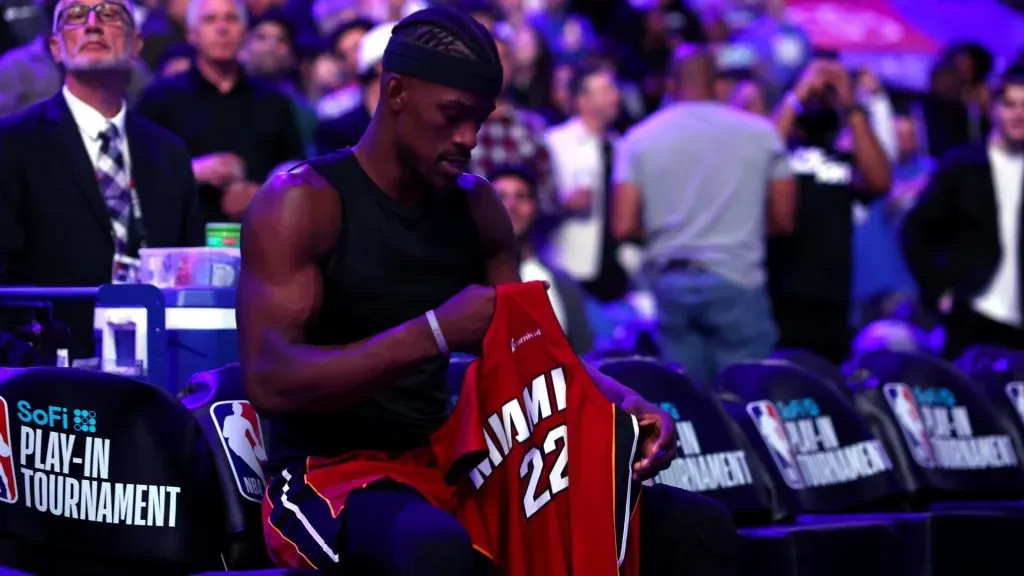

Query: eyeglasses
56,2,132,28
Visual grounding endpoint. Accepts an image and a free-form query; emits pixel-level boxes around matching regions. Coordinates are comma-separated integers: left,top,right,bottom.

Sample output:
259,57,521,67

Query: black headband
382,37,503,100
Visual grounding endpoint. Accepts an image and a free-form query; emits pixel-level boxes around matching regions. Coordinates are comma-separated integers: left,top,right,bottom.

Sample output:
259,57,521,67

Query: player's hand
620,395,677,481
434,284,497,353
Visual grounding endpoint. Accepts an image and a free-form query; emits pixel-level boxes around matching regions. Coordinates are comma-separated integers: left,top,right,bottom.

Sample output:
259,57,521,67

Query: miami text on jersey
468,366,569,519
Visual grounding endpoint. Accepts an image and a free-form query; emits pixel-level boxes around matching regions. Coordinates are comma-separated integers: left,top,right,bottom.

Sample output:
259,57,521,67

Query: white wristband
425,309,449,356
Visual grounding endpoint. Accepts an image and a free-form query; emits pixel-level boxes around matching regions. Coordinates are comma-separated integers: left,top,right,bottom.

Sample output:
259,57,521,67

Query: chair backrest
716,360,905,516
954,344,1012,377
182,363,272,569
597,357,773,524
952,348,1024,479
772,348,852,399
852,350,1024,501
0,367,223,574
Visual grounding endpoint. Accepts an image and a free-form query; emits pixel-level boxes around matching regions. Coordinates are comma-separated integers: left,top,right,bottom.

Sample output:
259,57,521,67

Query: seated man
238,8,739,575
490,165,594,354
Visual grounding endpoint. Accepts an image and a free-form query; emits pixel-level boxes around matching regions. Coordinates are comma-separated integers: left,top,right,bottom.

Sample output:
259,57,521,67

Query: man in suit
0,0,203,360
902,66,1024,359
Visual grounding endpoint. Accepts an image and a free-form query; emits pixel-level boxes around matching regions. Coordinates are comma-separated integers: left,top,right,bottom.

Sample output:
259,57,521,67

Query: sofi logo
16,401,97,433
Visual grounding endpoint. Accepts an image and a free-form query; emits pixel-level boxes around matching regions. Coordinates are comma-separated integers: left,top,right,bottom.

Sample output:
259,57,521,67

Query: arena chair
795,351,1024,575
594,357,774,526
0,367,225,575
715,359,934,575
771,349,855,401
181,364,275,570
954,344,1016,378
850,350,1024,502
598,358,914,575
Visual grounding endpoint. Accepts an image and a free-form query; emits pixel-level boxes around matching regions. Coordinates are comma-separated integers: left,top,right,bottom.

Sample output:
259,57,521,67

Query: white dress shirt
973,143,1024,326
544,118,606,281
62,85,131,178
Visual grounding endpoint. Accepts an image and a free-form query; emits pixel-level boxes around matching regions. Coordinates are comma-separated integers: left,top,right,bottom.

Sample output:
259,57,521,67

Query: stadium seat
954,344,1012,377
716,360,908,514
771,348,855,401
599,358,920,575
0,367,224,575
850,350,1024,501
716,359,932,574
595,357,774,526
182,364,274,569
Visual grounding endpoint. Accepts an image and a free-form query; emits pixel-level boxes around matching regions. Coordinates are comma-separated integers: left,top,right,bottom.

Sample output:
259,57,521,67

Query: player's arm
236,169,442,415
466,175,676,478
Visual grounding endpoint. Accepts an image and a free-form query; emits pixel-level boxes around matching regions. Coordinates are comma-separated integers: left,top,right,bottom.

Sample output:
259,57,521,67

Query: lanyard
128,179,148,251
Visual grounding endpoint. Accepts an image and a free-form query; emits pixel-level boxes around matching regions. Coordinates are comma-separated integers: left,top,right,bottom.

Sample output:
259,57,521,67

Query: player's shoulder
456,171,502,212
249,162,341,236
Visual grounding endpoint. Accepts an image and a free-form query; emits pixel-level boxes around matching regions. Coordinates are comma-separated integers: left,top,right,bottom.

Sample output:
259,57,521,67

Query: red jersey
432,281,643,576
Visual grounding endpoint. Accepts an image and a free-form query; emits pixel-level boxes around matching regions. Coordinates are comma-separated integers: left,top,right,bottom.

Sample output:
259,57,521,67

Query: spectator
491,165,594,353
0,0,150,117
470,29,555,213
505,23,555,113
901,66,1024,358
854,114,932,328
0,0,202,358
730,77,767,116
771,59,891,363
545,61,629,302
316,17,373,120
731,0,811,109
138,0,190,69
611,44,795,384
154,41,194,77
314,20,393,154
137,0,305,223
0,0,47,53
529,0,597,65
457,0,499,33
240,8,317,155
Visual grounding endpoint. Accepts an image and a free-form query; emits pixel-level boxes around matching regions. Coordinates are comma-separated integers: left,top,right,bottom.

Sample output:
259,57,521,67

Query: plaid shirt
470,104,556,214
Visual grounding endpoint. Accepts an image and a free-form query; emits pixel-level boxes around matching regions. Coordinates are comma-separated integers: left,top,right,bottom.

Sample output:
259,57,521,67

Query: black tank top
266,150,484,465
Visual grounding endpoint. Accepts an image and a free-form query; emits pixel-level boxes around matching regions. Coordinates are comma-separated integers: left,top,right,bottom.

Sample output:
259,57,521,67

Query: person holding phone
769,58,892,363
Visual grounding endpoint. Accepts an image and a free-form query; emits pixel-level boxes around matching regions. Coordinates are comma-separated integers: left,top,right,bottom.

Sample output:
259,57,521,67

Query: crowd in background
1,0,1023,382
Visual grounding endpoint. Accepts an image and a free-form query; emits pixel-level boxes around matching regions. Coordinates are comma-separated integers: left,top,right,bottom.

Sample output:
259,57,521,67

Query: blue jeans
652,269,777,385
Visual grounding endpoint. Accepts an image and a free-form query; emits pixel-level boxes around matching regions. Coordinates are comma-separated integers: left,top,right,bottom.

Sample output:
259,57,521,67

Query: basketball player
238,7,739,575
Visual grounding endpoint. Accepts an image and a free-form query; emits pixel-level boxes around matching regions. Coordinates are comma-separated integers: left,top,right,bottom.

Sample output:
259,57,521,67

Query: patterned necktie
96,123,134,281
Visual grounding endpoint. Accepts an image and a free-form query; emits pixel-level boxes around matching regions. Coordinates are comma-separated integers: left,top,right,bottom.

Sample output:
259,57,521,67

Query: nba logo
746,400,804,489
883,383,935,469
210,400,268,503
0,396,17,504
1005,382,1024,428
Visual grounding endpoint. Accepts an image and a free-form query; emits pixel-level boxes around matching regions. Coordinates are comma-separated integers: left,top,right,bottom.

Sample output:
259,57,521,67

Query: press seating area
1,345,1024,575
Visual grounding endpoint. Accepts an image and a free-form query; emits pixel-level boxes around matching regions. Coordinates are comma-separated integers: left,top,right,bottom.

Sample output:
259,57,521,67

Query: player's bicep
237,173,333,372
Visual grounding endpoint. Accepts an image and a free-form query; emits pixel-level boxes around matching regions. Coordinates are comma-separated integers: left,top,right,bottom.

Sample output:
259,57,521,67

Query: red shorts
262,447,455,570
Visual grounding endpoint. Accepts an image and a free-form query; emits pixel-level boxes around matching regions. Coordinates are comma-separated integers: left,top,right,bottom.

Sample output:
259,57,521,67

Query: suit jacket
0,92,204,358
900,143,1004,311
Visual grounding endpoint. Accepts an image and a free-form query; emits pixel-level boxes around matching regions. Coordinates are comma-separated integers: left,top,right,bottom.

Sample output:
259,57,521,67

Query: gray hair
185,0,248,30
